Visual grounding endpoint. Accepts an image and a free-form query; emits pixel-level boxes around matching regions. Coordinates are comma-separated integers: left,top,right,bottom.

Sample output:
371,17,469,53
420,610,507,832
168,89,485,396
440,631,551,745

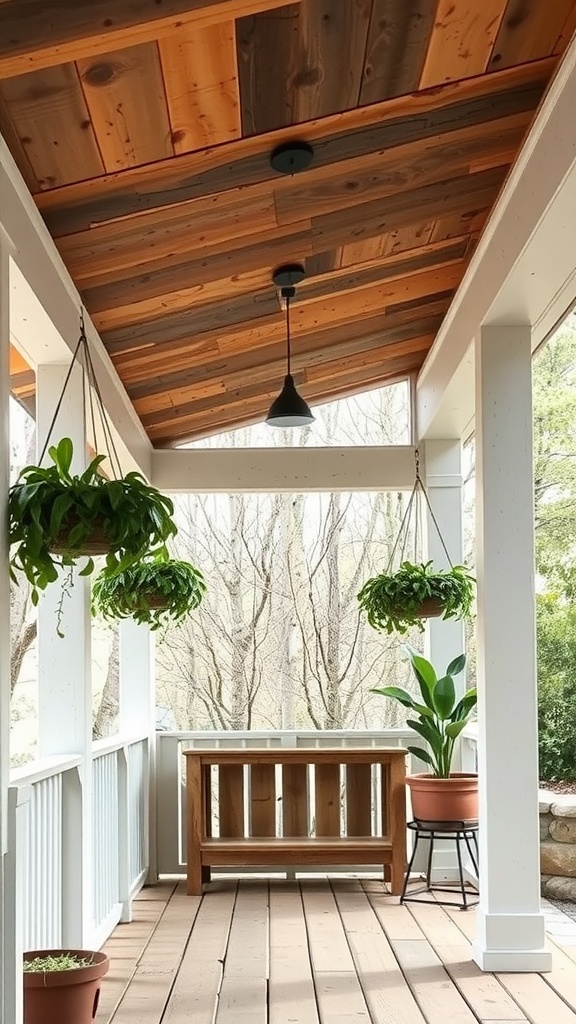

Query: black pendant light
266,264,315,428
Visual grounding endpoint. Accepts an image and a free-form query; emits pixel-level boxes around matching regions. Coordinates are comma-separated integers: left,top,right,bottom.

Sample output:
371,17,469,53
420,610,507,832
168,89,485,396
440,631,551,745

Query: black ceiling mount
270,141,314,175
272,263,306,289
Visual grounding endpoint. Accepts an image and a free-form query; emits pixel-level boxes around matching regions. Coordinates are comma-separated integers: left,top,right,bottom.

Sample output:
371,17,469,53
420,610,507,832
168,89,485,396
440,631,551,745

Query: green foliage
92,557,206,630
372,647,476,778
23,953,94,973
357,560,475,635
9,438,177,604
537,593,576,781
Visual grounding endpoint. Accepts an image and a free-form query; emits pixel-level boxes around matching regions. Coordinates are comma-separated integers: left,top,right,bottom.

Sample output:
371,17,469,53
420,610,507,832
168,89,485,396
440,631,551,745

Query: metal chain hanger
386,448,454,573
38,309,123,479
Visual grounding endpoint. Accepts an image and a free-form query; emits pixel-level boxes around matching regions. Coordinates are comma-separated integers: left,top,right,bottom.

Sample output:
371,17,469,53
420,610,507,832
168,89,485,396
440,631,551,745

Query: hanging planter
92,556,206,630
358,450,475,636
8,315,179,629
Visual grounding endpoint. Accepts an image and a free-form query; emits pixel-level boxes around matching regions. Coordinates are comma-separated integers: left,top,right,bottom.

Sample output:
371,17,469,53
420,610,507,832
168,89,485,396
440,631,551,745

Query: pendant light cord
282,285,296,376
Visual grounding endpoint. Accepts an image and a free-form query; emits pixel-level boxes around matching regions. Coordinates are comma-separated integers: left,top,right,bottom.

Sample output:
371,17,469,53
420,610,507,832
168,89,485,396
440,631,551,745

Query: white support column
36,362,94,948
0,233,17,1022
472,325,550,973
119,620,156,907
420,440,466,880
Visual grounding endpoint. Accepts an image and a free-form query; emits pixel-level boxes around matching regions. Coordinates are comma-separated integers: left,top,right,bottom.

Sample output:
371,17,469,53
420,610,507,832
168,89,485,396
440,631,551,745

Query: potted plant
372,646,478,822
9,437,177,606
92,556,206,630
23,949,109,1024
358,559,475,635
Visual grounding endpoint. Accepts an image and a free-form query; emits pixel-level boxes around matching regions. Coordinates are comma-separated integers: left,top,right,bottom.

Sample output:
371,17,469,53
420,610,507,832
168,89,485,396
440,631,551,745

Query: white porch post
472,325,550,972
421,440,466,880
0,234,18,1022
36,362,94,949
118,619,156,908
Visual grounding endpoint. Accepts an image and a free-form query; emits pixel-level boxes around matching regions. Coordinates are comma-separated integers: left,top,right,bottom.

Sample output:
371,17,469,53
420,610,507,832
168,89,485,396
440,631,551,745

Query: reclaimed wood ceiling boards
2,0,575,444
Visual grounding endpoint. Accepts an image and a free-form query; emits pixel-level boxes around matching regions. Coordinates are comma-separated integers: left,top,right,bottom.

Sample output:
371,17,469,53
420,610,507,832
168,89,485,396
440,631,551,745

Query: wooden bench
184,747,407,895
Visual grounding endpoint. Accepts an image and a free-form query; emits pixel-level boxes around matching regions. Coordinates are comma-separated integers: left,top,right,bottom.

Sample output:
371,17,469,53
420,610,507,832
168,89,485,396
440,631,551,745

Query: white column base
472,910,551,972
472,943,551,973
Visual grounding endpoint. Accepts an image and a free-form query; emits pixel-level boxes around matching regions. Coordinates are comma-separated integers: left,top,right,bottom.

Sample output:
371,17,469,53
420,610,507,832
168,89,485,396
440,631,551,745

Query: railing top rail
9,753,82,786
92,734,149,759
157,728,413,741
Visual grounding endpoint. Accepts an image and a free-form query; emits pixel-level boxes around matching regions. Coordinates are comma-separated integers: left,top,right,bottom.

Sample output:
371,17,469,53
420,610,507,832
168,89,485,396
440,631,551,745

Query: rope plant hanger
8,310,178,633
357,449,475,636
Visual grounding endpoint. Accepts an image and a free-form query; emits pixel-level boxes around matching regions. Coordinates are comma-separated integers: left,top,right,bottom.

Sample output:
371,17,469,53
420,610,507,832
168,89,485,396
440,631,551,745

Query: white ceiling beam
416,36,576,440
0,135,151,477
152,446,418,493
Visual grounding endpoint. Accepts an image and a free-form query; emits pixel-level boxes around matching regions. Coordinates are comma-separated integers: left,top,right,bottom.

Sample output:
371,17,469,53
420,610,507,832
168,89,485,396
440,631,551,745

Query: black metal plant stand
400,819,479,911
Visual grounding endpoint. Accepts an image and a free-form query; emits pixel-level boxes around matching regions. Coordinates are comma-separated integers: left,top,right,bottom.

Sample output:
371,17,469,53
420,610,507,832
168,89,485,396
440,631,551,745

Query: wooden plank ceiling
3,0,575,445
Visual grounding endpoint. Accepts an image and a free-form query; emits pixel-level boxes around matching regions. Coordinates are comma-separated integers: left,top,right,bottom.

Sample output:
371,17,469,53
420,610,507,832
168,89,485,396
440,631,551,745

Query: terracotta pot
413,597,445,618
143,592,168,610
406,773,478,823
23,949,109,1024
50,520,111,556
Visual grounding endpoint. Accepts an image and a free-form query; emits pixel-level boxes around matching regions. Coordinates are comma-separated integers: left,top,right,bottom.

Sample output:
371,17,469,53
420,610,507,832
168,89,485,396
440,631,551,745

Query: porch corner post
472,324,550,972
422,439,467,881
118,619,156,900
0,233,19,1023
36,362,94,949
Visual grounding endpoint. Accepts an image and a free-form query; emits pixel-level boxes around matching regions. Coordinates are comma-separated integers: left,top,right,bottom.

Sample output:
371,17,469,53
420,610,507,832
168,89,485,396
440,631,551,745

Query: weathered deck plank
99,877,576,1024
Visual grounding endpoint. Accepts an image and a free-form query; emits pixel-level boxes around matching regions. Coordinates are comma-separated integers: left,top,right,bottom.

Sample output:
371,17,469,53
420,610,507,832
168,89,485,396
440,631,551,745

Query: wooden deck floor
97,878,576,1024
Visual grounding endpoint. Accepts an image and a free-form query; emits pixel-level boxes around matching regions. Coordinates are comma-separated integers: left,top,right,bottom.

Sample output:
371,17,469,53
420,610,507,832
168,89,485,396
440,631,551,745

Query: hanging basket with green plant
8,315,179,633
92,556,206,630
358,449,475,635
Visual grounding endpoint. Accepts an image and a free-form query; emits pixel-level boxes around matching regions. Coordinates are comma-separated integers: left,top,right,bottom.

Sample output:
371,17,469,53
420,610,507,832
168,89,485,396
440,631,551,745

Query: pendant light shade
266,265,314,428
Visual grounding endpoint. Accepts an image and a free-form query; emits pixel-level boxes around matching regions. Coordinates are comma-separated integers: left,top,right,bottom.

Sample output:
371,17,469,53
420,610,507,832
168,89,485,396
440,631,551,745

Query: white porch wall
472,325,550,973
36,363,94,948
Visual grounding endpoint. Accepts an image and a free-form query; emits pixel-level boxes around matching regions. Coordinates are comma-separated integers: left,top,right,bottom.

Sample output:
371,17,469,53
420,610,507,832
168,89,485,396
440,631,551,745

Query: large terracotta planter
406,772,478,823
23,949,109,1024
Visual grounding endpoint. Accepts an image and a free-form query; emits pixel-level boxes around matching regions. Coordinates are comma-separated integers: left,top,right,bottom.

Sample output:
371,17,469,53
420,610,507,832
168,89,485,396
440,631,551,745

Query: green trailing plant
23,954,94,973
9,437,177,608
358,560,475,635
372,646,477,778
92,557,207,630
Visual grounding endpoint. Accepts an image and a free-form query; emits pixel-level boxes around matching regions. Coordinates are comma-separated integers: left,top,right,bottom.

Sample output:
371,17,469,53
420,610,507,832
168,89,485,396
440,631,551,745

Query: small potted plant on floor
358,559,475,635
23,949,109,1024
9,437,177,607
372,646,478,822
92,556,206,630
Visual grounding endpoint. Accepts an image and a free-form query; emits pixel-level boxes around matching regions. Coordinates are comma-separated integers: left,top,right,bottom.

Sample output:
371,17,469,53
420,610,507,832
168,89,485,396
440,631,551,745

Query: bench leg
187,854,203,895
389,857,406,896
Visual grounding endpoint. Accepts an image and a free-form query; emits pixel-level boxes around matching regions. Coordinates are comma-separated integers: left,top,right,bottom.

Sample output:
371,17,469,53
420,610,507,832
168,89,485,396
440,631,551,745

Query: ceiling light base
272,263,306,289
270,141,314,175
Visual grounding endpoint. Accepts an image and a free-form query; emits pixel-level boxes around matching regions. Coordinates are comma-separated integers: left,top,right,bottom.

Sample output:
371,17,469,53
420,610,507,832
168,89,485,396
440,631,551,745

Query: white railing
8,736,150,953
155,729,417,874
461,722,479,773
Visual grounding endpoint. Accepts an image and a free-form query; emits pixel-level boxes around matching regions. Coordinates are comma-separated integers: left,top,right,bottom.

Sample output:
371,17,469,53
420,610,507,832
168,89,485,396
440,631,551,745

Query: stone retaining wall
540,790,576,899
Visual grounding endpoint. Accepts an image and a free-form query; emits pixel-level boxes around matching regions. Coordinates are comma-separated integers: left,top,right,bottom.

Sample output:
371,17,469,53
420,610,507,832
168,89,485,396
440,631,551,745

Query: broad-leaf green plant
358,560,475,635
92,557,206,630
9,437,177,609
371,646,477,778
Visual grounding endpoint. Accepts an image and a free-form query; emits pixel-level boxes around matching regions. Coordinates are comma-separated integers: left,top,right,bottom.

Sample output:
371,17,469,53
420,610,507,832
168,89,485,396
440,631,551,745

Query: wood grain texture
0,63,104,189
488,0,576,69
160,21,241,153
360,0,437,104
186,753,203,894
419,0,508,87
36,56,554,235
77,42,173,172
282,765,309,837
0,0,303,79
269,884,320,1024
218,765,244,838
314,763,341,837
236,4,300,136
250,764,276,837
345,763,372,836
